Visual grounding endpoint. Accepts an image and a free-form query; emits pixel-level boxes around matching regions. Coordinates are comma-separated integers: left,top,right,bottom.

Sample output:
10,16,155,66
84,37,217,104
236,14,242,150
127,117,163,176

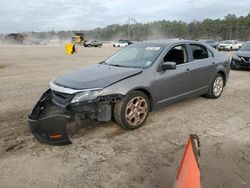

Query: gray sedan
28,39,230,145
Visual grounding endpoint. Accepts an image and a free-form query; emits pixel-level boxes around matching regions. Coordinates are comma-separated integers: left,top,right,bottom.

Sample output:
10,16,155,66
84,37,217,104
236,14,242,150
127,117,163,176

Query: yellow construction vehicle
71,32,86,45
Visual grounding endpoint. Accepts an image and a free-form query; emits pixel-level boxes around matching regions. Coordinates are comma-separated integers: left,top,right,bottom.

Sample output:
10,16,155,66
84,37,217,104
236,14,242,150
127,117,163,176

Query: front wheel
205,73,224,99
114,91,150,129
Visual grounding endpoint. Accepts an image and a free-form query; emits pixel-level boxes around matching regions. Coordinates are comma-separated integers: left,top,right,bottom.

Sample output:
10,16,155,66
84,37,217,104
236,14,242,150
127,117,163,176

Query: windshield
240,43,250,51
220,40,232,44
105,45,164,68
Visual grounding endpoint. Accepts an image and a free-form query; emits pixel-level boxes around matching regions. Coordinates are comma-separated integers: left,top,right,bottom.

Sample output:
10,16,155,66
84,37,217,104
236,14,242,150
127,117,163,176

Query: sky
0,0,250,33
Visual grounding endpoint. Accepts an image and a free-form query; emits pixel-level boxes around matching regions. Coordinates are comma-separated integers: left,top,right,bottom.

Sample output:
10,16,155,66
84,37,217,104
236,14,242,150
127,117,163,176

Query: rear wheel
114,91,150,129
205,73,224,99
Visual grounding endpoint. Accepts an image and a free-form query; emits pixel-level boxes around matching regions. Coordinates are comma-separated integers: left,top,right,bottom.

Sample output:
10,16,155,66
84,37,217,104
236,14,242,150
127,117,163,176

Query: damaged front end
28,89,72,145
28,87,116,145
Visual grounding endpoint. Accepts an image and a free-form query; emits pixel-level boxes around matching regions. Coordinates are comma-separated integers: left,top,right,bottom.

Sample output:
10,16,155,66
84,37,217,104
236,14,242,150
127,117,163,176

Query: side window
163,45,188,65
190,44,209,60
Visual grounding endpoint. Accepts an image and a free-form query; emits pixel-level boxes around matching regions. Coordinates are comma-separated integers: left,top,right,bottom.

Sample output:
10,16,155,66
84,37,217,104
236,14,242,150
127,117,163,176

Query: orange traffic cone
174,134,201,188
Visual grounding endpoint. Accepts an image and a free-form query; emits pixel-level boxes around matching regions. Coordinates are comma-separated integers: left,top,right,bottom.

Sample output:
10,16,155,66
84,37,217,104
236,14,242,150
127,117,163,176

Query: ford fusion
28,40,230,145
231,41,250,70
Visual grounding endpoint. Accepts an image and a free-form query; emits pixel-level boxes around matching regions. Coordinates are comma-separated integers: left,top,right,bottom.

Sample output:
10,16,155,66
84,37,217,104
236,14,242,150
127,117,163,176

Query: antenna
127,18,138,40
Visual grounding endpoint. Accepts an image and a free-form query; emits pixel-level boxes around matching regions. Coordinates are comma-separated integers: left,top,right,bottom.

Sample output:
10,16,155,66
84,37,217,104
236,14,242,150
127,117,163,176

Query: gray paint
54,64,142,89
52,39,230,110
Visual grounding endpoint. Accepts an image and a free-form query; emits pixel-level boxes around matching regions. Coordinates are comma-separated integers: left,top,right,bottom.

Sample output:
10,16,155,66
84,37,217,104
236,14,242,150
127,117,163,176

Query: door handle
212,62,215,65
186,68,190,72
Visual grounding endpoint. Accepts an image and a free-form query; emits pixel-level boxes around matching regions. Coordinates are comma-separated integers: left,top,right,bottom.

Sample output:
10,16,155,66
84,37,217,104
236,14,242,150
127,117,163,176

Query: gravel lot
0,45,250,188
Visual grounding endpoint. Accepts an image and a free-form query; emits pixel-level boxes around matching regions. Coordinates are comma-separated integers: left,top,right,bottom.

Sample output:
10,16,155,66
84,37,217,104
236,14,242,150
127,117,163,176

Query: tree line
10,13,250,42
86,13,250,41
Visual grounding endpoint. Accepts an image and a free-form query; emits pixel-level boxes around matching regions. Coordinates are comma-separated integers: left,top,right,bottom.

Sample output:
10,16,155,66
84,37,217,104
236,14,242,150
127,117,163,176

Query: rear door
186,43,216,91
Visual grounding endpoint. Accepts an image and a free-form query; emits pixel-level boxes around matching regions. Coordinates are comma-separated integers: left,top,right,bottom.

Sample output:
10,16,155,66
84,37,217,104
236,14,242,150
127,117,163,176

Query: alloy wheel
213,76,223,97
125,96,148,126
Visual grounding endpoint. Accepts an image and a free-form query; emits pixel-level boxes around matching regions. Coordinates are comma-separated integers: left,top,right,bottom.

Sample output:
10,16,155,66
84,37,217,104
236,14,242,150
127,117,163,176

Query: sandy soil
0,45,250,188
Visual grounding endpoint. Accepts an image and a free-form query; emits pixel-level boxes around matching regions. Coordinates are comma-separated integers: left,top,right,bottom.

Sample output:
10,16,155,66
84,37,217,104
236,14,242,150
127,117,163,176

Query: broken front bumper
28,89,114,145
28,89,72,145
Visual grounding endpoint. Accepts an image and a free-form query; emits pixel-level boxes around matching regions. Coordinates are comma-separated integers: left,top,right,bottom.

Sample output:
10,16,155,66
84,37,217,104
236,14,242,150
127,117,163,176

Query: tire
205,73,224,99
114,91,150,129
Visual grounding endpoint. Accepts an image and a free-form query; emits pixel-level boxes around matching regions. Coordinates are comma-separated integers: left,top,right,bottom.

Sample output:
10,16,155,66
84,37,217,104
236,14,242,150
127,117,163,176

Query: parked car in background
218,40,243,51
120,39,133,45
23,39,48,45
113,39,133,47
231,41,250,70
84,40,103,47
28,39,230,145
199,39,219,49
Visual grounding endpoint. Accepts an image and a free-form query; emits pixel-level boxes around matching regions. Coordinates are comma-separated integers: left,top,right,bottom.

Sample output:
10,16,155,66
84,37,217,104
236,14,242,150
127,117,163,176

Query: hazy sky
0,0,250,33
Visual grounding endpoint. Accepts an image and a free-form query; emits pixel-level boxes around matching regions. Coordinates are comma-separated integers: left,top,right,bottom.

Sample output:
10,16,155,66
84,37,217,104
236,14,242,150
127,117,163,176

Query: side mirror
162,61,176,70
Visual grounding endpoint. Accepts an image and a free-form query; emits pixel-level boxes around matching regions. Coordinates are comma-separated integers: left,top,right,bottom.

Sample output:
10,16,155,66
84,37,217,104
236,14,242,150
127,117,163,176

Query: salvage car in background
218,40,242,51
231,41,250,70
28,39,230,145
84,40,103,47
199,39,219,49
113,39,133,47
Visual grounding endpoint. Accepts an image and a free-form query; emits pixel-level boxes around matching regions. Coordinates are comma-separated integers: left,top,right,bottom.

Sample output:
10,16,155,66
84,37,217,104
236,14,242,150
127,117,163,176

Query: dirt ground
0,45,250,188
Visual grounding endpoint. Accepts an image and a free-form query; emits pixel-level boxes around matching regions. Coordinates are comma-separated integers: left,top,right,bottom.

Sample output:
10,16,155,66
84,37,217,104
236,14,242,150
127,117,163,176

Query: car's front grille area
51,90,74,106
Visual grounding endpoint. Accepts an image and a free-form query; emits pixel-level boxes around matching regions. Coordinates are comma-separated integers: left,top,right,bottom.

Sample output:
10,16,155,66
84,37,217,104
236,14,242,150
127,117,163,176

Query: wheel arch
127,88,154,111
217,70,226,86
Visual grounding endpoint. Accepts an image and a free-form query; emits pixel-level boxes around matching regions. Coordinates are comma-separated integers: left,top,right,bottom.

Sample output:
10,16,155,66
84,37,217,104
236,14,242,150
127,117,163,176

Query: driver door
153,44,194,107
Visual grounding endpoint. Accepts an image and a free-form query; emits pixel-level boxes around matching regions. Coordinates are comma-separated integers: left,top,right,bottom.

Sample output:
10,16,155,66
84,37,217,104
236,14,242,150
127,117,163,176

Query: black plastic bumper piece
28,89,72,145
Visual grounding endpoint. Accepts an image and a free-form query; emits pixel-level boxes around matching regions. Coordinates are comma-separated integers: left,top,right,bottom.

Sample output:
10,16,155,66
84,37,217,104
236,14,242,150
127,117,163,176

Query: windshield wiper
108,64,127,67
100,61,128,67
99,61,107,64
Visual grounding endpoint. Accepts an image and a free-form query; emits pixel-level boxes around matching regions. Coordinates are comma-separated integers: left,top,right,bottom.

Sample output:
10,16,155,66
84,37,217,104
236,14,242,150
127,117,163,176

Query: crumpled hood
53,64,143,90
236,50,250,58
